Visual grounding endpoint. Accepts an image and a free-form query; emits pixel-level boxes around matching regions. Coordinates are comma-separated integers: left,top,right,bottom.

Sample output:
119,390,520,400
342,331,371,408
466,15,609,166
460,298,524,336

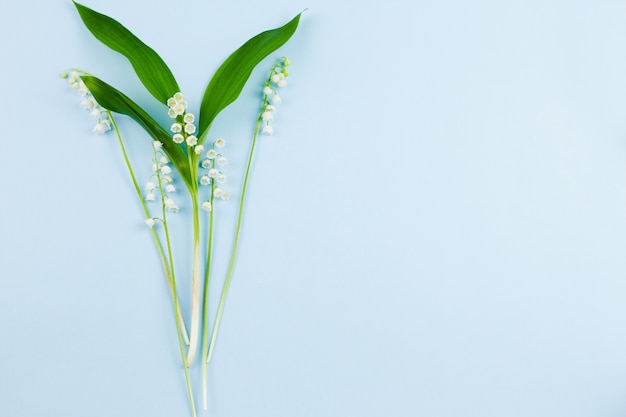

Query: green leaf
198,13,302,141
81,75,194,190
73,1,179,104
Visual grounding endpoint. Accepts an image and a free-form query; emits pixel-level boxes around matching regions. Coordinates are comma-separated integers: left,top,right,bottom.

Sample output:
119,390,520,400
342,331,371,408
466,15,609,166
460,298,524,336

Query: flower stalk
106,106,190,345
206,57,290,364
199,139,228,409
157,169,197,417
201,180,215,410
111,107,196,415
186,193,202,366
64,4,301,414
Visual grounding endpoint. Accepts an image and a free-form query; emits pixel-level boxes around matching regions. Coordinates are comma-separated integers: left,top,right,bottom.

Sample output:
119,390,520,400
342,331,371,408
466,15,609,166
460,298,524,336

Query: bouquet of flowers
62,2,303,415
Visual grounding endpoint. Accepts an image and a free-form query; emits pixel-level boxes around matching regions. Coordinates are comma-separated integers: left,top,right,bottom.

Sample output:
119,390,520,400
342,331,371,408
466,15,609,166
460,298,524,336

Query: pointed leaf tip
72,1,179,104
198,13,303,140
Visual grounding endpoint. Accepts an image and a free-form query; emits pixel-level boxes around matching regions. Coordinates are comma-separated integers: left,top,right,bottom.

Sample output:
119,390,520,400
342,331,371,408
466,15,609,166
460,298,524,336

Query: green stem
201,183,215,410
161,189,197,417
206,115,263,364
205,59,284,363
107,111,189,345
108,111,196,416
185,157,202,367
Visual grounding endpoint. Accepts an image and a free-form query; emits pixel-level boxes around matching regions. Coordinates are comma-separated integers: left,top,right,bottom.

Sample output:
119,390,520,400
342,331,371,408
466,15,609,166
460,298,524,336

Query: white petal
186,135,198,146
185,123,197,134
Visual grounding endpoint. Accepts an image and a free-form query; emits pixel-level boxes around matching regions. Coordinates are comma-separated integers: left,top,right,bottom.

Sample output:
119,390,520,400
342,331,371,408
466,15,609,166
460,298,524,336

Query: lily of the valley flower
65,3,302,415
64,69,112,135
165,197,179,212
261,57,290,136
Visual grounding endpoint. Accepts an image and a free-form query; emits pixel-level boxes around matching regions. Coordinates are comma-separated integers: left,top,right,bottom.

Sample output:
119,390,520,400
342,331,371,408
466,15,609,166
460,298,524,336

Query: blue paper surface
2,1,626,416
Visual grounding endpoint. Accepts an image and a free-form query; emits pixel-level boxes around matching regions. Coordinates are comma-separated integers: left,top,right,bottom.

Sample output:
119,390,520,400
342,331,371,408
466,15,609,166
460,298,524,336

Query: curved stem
206,115,263,364
205,59,284,363
161,190,197,417
109,111,196,415
108,111,189,345
201,183,215,410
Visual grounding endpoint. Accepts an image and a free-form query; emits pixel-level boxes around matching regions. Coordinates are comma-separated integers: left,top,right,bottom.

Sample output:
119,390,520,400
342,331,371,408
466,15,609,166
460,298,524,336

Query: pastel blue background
2,0,626,416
